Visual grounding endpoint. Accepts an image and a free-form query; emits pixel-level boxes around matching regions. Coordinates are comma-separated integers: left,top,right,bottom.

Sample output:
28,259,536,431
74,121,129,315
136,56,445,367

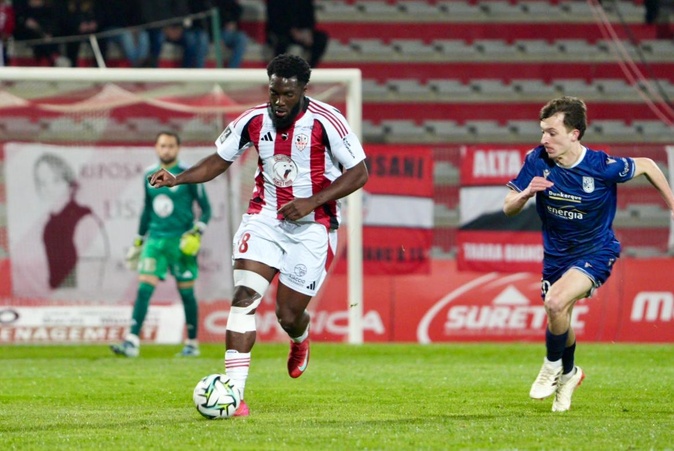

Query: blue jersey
507,145,636,260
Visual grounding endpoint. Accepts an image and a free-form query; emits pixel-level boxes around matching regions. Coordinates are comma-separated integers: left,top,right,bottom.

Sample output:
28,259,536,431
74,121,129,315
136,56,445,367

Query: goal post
0,67,364,344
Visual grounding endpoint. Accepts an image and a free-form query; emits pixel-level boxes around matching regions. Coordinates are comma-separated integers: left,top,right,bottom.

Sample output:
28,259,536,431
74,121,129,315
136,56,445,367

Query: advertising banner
4,143,235,303
457,145,543,272
361,145,434,275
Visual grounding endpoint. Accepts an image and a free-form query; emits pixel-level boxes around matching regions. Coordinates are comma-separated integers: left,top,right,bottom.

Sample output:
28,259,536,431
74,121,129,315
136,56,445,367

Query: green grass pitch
1,343,673,450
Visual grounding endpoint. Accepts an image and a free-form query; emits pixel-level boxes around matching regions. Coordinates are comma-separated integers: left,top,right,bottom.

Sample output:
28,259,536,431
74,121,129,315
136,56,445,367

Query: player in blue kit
504,96,674,412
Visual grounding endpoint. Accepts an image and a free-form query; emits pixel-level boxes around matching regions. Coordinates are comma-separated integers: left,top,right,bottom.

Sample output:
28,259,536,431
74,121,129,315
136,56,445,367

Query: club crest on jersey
269,154,298,187
582,176,595,193
294,134,309,151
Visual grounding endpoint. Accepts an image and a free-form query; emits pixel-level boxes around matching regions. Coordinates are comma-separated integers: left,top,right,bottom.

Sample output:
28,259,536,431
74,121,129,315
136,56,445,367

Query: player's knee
275,304,303,330
543,295,567,318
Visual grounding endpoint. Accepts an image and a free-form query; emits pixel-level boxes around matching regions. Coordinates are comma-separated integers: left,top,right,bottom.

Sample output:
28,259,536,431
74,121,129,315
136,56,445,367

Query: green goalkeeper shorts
138,236,199,282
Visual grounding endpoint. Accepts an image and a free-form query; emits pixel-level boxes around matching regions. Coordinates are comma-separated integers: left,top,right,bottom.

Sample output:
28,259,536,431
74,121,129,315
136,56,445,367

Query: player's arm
278,160,369,221
150,153,232,188
632,157,674,215
193,183,212,226
503,176,554,217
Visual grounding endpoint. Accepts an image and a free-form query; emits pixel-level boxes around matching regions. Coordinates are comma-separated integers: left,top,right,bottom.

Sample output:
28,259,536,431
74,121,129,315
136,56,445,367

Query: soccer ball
193,374,241,419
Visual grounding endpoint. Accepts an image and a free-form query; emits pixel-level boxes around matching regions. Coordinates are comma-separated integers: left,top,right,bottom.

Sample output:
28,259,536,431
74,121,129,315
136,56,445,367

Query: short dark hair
266,54,311,85
539,96,587,140
155,131,181,145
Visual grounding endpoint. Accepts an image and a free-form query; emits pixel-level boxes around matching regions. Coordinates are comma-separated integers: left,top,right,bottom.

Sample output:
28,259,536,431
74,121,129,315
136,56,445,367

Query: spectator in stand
0,0,15,66
645,0,674,39
13,0,61,66
97,0,149,67
211,0,248,68
139,0,209,68
55,0,99,67
265,0,329,68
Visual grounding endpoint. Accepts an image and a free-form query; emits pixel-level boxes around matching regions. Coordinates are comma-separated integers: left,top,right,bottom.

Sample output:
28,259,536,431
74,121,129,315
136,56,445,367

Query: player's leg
278,224,336,379
173,248,201,357
276,283,312,378
111,238,167,357
226,216,283,415
176,281,200,356
530,268,591,399
226,260,275,417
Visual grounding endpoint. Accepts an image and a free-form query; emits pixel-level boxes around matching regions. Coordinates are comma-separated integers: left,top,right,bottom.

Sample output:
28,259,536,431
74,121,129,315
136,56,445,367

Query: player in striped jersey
149,54,369,416
504,96,674,412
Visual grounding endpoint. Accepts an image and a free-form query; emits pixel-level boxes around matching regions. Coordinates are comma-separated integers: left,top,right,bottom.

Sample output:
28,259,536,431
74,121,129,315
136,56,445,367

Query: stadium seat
555,39,603,60
553,79,600,98
514,39,558,59
391,39,438,58
387,79,432,98
470,79,516,97
480,1,522,17
508,119,542,139
432,39,477,58
464,120,511,138
473,39,520,58
425,120,472,141
381,119,428,142
511,79,558,97
586,119,636,141
427,79,473,97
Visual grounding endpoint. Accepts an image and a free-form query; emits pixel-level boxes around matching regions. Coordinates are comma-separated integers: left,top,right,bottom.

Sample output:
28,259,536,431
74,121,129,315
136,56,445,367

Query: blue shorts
541,247,619,299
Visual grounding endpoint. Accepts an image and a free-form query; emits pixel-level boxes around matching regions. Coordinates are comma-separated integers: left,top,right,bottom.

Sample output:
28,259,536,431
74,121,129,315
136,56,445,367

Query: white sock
125,334,140,347
560,367,576,383
185,338,199,347
291,324,310,343
225,350,251,400
544,357,562,368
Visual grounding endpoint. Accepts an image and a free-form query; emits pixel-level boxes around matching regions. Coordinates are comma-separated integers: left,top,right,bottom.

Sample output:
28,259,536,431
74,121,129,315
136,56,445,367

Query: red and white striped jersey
215,96,366,229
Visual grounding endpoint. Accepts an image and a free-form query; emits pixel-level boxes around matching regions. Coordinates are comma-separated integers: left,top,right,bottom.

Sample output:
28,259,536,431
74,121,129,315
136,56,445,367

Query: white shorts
232,214,337,296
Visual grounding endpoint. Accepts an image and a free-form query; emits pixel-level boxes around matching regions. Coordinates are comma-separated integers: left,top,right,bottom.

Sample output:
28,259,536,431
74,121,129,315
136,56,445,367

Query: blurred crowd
0,0,330,69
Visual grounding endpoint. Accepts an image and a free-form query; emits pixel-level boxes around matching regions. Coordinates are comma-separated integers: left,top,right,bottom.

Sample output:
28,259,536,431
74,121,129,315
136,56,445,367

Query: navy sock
545,328,569,362
562,342,576,374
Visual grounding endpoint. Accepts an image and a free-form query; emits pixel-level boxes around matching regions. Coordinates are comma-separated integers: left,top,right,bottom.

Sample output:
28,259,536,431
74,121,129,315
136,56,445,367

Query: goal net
0,67,364,345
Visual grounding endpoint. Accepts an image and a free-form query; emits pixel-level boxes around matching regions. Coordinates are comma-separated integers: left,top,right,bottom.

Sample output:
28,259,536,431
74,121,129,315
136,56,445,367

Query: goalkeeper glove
125,236,144,270
180,222,206,256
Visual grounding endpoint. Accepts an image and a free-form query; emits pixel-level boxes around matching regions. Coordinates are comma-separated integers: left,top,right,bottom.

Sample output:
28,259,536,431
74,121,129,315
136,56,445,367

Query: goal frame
0,67,365,344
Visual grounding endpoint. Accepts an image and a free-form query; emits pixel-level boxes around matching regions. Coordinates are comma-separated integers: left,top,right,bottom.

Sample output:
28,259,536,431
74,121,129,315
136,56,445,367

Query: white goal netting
0,67,364,344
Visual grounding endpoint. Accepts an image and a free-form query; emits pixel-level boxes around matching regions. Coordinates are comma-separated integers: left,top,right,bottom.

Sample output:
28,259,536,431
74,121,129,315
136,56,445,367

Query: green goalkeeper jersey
138,162,211,238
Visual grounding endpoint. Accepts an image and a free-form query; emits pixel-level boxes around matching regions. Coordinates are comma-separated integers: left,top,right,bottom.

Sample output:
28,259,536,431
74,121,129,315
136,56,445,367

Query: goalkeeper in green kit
111,131,211,358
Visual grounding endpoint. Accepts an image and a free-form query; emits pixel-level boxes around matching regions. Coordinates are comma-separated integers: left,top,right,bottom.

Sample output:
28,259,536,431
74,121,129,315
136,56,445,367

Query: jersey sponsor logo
261,131,273,142
294,133,309,151
619,158,630,177
0,308,19,324
218,126,232,144
294,264,307,277
269,155,298,187
582,176,595,193
548,191,582,203
545,205,584,220
342,137,355,158
630,292,673,321
152,194,174,218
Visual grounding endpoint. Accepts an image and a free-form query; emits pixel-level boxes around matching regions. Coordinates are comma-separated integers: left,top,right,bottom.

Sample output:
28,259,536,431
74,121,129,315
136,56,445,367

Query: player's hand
125,236,144,270
148,169,176,188
180,222,206,256
277,198,315,221
525,176,554,197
